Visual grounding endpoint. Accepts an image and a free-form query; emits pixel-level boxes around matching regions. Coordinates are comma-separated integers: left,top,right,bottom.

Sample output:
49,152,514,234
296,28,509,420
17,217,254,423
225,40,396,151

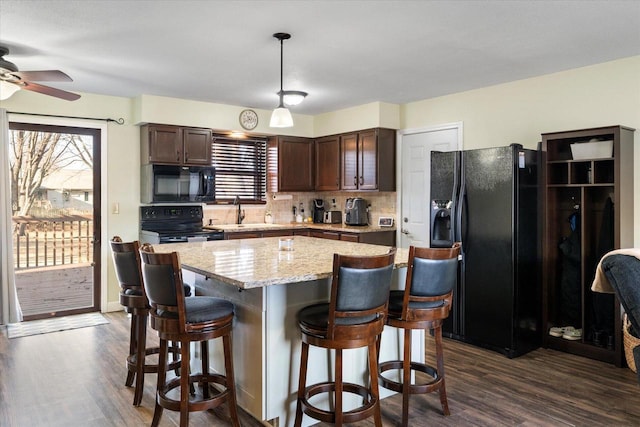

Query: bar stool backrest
110,236,144,297
410,255,458,297
328,248,396,340
402,243,461,319
139,245,187,331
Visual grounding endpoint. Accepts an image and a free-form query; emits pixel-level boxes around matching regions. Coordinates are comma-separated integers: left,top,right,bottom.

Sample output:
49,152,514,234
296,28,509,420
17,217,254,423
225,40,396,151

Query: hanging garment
592,197,615,342
559,212,581,327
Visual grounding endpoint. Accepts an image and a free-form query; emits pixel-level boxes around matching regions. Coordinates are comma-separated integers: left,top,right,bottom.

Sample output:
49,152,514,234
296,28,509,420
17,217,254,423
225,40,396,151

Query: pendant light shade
270,105,293,127
269,32,306,128
280,90,307,106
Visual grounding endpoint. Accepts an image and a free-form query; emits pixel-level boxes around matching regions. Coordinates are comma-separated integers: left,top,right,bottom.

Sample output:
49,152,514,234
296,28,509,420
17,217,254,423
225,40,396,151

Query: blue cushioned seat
157,297,234,323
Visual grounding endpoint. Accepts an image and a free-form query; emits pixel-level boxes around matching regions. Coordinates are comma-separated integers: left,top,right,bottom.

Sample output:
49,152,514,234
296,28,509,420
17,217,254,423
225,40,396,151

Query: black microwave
141,164,215,203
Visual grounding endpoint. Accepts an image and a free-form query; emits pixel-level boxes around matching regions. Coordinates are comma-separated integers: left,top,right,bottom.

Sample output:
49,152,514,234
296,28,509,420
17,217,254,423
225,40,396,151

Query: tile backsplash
203,192,397,226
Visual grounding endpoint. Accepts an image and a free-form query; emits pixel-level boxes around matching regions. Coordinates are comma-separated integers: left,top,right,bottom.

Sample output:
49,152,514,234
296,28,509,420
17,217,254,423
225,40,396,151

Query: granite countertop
153,236,408,290
204,222,395,233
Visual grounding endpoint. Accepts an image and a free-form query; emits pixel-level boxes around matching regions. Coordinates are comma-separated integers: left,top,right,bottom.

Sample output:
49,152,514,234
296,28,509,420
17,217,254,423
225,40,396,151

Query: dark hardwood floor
1,311,639,426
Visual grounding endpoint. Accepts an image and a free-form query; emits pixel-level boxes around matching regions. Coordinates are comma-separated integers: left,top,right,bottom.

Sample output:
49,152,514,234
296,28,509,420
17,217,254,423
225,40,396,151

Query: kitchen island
153,237,417,427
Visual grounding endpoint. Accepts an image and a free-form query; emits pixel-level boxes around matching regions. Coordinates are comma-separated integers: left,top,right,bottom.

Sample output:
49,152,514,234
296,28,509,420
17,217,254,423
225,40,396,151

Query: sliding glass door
8,122,101,320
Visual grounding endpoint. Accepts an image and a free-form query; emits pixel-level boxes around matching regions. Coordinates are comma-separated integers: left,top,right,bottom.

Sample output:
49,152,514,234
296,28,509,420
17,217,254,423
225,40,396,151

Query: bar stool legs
129,308,147,406
380,325,449,426
125,306,180,407
294,340,383,427
434,325,450,416
152,334,239,427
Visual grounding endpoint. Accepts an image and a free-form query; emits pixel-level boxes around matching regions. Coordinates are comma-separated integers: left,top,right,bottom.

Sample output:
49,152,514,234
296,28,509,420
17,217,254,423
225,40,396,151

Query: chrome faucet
234,196,245,224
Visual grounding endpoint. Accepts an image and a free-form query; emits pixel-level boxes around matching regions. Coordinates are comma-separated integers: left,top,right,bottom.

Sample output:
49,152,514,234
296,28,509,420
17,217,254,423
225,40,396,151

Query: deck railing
12,216,94,270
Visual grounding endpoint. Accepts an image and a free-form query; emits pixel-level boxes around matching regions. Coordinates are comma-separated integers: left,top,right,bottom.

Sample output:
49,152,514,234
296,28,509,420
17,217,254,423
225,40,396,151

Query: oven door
142,230,224,245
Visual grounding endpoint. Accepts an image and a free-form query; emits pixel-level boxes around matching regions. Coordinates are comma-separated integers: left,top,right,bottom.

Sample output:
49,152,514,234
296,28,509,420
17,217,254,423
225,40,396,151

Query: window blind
211,135,267,203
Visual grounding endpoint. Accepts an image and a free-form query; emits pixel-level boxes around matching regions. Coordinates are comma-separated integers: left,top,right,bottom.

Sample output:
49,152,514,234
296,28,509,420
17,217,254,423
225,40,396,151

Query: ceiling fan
0,46,80,101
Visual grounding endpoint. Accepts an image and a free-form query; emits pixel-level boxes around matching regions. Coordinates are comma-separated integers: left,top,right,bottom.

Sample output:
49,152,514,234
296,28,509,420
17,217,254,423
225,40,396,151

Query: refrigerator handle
461,190,468,252
452,151,461,243
455,152,466,251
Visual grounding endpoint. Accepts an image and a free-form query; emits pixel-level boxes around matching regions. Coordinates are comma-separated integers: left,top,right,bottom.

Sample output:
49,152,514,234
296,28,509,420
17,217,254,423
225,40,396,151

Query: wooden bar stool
378,243,460,426
139,244,240,427
294,249,396,427
110,236,180,406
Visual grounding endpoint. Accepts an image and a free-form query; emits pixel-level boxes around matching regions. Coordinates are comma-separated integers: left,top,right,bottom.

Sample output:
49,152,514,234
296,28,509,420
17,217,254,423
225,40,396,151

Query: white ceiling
1,0,639,115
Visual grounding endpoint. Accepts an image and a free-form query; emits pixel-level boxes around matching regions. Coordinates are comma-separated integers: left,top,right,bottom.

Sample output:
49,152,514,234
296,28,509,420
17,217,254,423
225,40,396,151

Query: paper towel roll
272,194,293,200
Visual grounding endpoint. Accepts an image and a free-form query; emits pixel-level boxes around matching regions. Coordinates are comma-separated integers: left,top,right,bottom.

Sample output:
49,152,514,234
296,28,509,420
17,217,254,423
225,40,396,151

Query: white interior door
399,124,461,248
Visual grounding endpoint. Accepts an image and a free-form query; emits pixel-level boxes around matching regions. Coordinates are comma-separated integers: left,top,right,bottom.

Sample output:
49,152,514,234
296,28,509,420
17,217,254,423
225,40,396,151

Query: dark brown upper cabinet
314,135,341,191
141,124,212,166
267,136,315,192
341,128,395,191
182,127,212,165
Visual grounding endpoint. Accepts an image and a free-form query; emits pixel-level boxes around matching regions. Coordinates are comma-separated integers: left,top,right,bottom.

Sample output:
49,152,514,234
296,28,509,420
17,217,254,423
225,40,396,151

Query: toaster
323,210,342,224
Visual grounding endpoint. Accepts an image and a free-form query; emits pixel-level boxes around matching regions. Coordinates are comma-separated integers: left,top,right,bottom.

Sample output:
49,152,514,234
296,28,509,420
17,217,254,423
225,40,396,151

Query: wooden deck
14,264,94,317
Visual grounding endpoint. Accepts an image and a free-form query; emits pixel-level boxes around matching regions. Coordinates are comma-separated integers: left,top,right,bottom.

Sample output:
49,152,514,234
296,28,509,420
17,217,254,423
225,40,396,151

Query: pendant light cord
279,37,284,107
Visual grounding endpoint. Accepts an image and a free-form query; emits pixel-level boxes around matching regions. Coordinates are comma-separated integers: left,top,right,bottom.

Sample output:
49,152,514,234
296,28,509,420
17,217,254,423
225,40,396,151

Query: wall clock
239,109,258,130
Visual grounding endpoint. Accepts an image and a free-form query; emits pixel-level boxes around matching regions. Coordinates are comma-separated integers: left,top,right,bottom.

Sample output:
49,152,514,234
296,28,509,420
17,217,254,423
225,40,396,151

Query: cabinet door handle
360,176,364,185
176,151,180,161
185,151,188,161
353,176,357,185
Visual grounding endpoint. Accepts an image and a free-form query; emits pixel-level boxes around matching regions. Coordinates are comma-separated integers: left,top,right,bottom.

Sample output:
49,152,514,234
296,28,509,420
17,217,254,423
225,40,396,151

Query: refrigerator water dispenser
431,199,453,247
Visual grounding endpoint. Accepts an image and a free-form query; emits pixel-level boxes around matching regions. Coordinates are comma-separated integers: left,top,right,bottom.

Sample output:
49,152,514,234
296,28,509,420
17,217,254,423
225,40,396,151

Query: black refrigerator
430,144,540,358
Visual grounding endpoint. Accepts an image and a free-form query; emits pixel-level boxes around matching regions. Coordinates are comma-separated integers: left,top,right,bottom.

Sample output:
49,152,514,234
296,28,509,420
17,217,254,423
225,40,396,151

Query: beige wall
133,94,315,137
1,55,638,311
401,56,640,151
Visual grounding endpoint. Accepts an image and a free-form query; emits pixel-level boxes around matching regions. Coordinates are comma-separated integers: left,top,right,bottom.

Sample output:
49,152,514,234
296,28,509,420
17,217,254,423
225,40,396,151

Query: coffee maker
313,199,325,223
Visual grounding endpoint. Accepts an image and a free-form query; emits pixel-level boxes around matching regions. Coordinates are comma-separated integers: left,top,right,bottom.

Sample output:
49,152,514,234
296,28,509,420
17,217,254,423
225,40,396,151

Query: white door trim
395,122,463,246
7,113,109,314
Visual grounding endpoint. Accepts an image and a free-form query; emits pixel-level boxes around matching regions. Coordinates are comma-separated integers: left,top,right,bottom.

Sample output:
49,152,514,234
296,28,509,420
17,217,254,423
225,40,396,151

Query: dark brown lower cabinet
224,228,395,246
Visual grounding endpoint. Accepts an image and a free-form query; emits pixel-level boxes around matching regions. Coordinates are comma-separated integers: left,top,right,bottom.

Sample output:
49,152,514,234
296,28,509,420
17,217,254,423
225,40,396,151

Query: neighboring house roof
40,169,93,191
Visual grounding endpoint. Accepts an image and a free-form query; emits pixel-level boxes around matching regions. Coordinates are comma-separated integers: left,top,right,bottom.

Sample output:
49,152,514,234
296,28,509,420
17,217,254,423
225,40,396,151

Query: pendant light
270,33,307,128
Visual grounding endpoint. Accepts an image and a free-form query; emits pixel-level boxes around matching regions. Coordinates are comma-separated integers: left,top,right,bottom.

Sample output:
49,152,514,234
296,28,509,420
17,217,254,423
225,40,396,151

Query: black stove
139,205,224,244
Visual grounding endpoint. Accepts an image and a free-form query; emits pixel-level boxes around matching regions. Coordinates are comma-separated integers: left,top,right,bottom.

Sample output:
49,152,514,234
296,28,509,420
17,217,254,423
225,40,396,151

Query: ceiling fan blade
12,70,73,82
21,81,80,101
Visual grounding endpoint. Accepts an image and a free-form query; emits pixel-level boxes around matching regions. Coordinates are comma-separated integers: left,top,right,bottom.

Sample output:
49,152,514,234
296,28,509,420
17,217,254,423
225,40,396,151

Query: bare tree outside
9,130,93,216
